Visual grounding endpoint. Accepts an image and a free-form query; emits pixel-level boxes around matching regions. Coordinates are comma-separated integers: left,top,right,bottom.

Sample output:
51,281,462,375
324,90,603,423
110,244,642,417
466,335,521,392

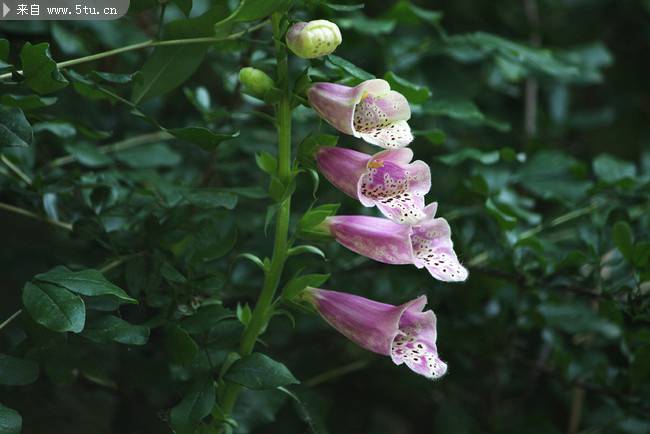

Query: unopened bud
239,67,275,98
286,20,342,59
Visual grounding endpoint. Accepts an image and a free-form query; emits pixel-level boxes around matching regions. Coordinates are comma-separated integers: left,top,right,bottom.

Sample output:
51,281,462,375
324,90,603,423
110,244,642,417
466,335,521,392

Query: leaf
164,325,199,364
388,0,443,26
326,55,375,81
82,315,150,345
115,143,181,168
0,94,57,110
425,99,510,131
168,127,239,150
593,153,636,183
612,221,634,261
132,6,229,102
485,197,517,230
255,151,278,175
182,189,238,209
0,105,32,147
538,302,621,339
179,305,234,334
0,403,21,434
298,204,340,231
22,281,86,333
19,42,69,94
225,353,299,390
337,15,396,36
0,39,9,62
383,71,431,104
287,245,326,259
282,274,330,300
172,0,192,16
438,148,501,166
297,133,338,170
215,0,291,28
35,267,137,304
63,142,112,167
170,378,216,434
0,354,39,386
324,3,364,12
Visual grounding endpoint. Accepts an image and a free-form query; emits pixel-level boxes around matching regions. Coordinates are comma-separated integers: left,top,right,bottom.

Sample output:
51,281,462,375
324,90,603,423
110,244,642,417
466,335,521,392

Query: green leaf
388,0,443,26
282,274,330,300
425,99,510,131
33,121,76,138
0,39,9,62
225,353,299,390
0,403,21,434
22,281,86,333
19,42,69,94
0,354,39,386
326,55,375,81
132,6,229,102
82,315,150,345
164,325,199,364
182,189,238,209
179,305,234,334
215,0,291,27
287,245,326,259
538,302,621,339
63,142,112,167
115,143,181,168
172,0,192,16
35,267,137,304
0,94,57,110
612,221,634,261
170,378,216,434
337,15,396,36
168,127,238,151
485,197,517,230
383,71,431,104
324,3,364,12
255,151,278,175
593,153,636,183
438,148,501,166
298,204,340,231
298,133,338,170
237,303,253,326
0,105,32,147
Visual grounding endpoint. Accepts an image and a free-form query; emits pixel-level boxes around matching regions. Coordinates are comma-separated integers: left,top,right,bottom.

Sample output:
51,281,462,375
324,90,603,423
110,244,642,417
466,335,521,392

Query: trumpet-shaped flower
316,146,430,224
308,79,414,149
324,203,469,282
303,287,447,379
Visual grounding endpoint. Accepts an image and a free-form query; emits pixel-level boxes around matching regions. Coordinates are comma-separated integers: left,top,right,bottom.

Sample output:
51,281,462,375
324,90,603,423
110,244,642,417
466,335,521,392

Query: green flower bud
239,67,275,98
286,20,342,59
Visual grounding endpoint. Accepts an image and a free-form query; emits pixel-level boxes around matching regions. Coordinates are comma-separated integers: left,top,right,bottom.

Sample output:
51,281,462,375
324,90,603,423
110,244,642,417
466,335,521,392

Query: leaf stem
0,309,22,332
215,11,292,425
0,154,33,185
0,202,73,231
0,21,269,81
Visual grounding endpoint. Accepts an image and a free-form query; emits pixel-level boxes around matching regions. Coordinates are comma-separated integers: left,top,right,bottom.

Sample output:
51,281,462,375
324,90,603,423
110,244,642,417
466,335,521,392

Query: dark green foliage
0,0,649,434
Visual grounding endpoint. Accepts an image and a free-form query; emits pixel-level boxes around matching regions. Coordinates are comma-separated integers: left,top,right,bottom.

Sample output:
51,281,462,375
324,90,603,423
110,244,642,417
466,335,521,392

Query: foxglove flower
308,79,414,149
324,203,469,282
316,146,430,224
303,287,447,379
286,20,342,59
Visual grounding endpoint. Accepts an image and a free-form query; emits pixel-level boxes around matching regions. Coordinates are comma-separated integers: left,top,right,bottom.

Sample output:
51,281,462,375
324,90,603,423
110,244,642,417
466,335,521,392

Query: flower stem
216,11,292,424
0,21,269,81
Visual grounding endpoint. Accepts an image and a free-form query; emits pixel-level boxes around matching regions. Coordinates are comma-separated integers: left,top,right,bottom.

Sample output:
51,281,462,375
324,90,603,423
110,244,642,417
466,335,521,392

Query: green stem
215,12,292,425
0,21,269,81
0,202,73,231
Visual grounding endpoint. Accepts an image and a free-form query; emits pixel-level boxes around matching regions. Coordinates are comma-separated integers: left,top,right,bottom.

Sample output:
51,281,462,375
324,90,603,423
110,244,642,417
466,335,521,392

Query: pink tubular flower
324,203,469,282
303,287,447,379
316,146,430,224
307,79,413,149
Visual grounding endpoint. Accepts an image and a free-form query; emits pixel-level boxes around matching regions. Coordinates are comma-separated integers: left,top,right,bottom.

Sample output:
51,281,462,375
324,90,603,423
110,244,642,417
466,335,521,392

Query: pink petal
326,215,414,264
356,151,431,224
410,206,468,282
391,305,447,379
316,147,371,199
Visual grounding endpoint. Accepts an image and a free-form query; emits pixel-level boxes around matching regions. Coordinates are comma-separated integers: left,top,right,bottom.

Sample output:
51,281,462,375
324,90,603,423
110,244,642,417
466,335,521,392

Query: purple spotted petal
308,79,413,148
325,215,414,264
357,148,431,224
391,305,447,379
410,204,468,282
316,147,371,199
305,288,447,379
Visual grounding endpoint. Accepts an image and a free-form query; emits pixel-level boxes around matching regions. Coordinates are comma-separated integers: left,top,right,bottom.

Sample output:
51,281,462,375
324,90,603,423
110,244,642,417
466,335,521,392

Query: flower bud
286,20,342,59
239,67,275,98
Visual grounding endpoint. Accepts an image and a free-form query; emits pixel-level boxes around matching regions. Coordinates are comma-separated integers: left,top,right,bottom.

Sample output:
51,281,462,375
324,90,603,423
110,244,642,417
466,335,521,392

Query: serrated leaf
20,42,69,94
225,353,299,390
22,282,86,333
